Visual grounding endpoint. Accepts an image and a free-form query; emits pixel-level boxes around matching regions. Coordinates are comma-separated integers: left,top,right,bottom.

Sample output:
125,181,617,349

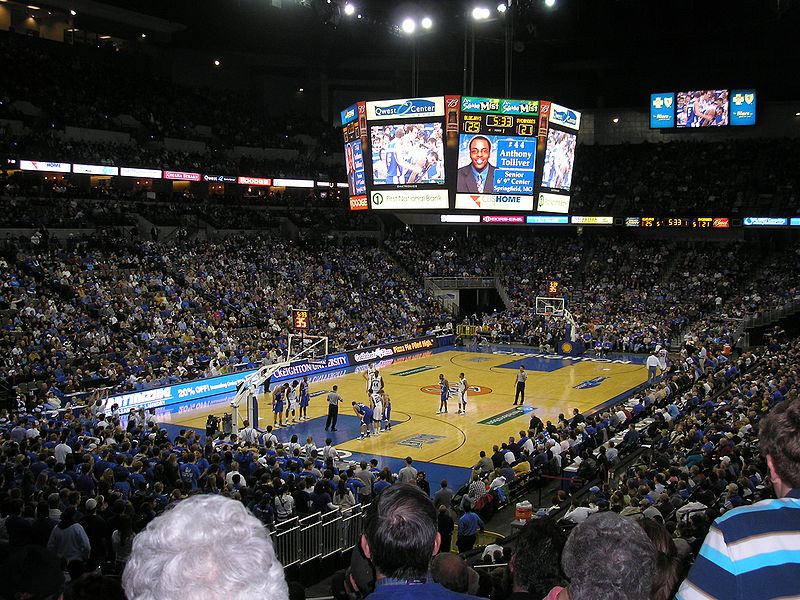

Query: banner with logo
536,192,570,214
164,170,201,181
73,164,119,176
455,193,534,211
20,160,71,173
730,89,757,126
650,93,675,128
366,96,445,121
347,335,442,365
548,102,581,130
120,167,162,179
203,174,237,183
370,190,449,210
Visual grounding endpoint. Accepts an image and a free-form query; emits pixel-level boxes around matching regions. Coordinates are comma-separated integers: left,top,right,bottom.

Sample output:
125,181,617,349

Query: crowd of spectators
388,231,800,354
571,138,800,216
0,231,449,397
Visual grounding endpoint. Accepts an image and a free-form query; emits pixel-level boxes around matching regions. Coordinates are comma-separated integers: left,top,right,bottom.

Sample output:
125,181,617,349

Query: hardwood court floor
170,346,647,471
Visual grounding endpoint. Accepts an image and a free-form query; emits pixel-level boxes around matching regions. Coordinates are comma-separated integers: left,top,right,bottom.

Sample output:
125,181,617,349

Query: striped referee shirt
676,488,800,600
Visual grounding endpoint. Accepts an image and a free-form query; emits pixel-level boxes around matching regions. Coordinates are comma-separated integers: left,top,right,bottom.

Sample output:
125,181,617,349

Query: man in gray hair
557,511,656,600
122,494,288,600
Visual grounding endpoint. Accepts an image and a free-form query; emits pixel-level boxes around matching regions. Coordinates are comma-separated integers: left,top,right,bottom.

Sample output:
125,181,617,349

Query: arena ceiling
85,0,800,107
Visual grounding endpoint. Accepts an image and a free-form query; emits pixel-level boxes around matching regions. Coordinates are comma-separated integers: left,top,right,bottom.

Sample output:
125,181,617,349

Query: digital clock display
640,217,726,228
486,114,513,129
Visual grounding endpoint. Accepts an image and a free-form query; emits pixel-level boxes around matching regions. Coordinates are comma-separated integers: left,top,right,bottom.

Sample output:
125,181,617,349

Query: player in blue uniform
352,401,374,439
436,373,450,414
299,376,310,421
382,392,392,431
272,384,286,428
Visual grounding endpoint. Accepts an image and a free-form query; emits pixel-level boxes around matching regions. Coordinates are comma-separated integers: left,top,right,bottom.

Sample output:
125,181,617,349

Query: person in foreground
122,494,289,600
676,395,800,599
555,511,656,600
361,483,481,599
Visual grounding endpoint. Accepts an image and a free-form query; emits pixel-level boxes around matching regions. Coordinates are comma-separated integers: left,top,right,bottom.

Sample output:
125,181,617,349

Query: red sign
292,309,310,331
712,218,730,228
238,176,272,186
482,215,524,224
349,195,368,211
164,170,201,181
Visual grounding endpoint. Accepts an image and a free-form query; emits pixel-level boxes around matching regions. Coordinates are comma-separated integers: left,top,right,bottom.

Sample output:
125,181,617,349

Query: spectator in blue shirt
456,505,484,553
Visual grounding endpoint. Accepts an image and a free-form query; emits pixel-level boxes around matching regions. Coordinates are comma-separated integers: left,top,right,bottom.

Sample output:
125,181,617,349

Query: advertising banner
273,178,314,188
238,176,271,186
73,164,119,176
536,192,570,214
730,89,757,126
203,174,237,183
650,93,675,128
270,353,350,382
120,167,162,179
20,160,71,173
548,102,581,130
370,189,449,210
348,336,440,365
164,170,201,181
570,216,613,225
366,96,445,120
455,193,534,211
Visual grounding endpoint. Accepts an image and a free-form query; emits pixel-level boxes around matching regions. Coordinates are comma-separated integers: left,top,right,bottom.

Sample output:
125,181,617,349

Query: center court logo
397,434,446,449
420,385,492,396
573,376,608,390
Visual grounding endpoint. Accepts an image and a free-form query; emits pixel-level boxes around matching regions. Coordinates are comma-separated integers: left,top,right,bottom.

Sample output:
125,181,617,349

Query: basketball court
168,344,647,488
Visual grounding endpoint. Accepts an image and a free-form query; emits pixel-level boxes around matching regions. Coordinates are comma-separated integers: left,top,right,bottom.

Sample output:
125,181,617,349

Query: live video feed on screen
676,90,729,128
370,122,445,186
541,128,577,191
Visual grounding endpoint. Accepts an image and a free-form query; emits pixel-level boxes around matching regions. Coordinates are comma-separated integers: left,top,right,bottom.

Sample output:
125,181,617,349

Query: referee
513,366,527,405
325,385,343,431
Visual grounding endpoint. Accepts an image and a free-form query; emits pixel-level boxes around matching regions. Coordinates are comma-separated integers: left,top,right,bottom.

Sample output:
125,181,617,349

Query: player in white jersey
371,392,384,434
658,347,668,371
370,370,384,395
285,380,299,423
457,372,469,414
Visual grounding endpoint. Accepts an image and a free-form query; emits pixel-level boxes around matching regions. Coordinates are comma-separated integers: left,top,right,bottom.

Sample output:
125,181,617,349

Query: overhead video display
676,90,729,128
455,96,538,211
370,122,445,186
541,129,577,191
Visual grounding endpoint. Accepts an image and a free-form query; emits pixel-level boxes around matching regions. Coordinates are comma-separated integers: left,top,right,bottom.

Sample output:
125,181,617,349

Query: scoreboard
340,95,580,213
455,97,539,211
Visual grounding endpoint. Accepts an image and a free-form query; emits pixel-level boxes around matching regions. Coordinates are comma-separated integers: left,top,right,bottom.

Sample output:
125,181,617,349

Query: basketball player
657,345,668,372
382,392,392,431
285,380,299,423
352,401,374,439
457,372,468,415
364,362,377,399
372,391,384,434
437,373,450,414
370,369,384,397
272,384,285,428
298,376,310,421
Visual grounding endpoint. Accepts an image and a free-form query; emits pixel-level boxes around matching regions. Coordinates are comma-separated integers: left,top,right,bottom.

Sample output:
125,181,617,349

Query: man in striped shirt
677,396,800,600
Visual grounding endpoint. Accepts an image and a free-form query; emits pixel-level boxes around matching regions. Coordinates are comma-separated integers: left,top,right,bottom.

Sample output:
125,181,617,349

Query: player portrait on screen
456,135,496,194
676,90,729,127
369,122,444,186
541,129,576,191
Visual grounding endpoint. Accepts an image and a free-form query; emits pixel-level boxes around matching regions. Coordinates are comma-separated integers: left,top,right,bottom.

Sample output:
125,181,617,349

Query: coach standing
513,366,527,406
325,385,343,431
